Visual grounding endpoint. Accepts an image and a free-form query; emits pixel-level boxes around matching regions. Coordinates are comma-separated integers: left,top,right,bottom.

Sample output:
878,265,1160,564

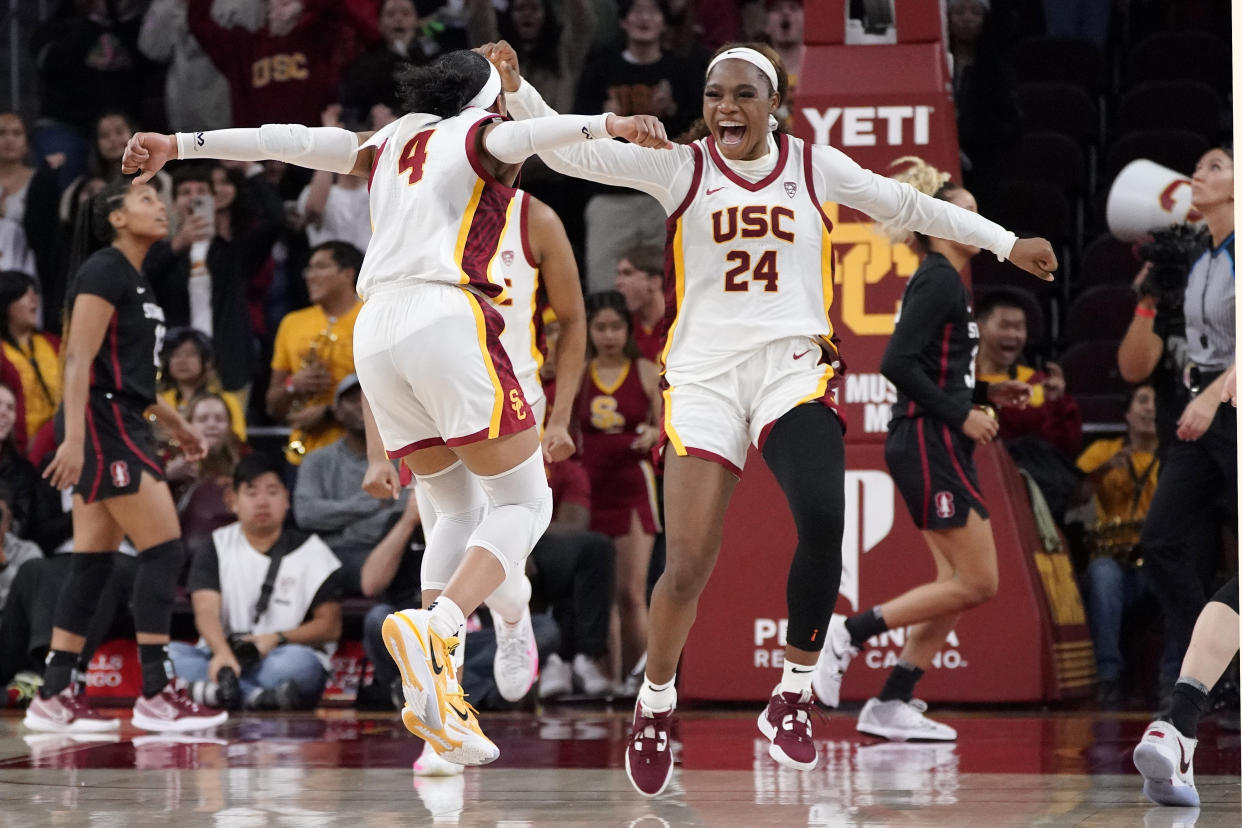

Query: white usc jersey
662,133,837,387
358,108,518,301
491,191,544,406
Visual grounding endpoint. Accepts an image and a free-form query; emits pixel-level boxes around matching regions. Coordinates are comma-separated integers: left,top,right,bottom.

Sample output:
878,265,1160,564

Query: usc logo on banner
823,202,921,337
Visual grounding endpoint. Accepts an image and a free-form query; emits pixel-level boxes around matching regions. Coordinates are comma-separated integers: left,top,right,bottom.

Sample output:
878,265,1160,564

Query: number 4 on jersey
398,130,434,185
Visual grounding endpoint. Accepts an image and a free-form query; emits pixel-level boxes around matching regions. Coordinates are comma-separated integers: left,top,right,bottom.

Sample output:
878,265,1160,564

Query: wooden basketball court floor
0,707,1237,826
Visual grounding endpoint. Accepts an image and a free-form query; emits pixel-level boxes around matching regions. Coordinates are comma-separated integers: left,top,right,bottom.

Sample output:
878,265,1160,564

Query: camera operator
1119,226,1198,457
1121,147,1235,694
173,453,344,711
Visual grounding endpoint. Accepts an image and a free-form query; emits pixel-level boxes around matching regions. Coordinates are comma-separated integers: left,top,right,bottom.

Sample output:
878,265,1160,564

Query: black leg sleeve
1210,574,1240,614
131,539,185,636
81,554,139,666
761,403,846,653
52,552,117,638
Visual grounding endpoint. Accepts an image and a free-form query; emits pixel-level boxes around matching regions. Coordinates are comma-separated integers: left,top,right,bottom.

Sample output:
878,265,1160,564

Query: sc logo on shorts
509,388,527,421
110,461,131,488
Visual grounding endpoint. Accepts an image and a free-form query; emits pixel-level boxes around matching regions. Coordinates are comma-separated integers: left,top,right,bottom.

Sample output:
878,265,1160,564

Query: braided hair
397,50,494,118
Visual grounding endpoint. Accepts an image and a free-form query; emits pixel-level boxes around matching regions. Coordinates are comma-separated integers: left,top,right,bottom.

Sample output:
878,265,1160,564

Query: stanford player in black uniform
813,158,1032,740
25,178,225,735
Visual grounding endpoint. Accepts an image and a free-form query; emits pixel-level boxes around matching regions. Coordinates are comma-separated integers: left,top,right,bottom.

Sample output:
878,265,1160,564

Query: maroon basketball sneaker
131,682,229,732
625,701,675,797
757,685,819,770
23,687,121,733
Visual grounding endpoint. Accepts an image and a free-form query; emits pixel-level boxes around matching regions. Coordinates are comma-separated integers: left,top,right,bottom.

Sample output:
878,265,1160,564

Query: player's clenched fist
122,133,178,185
607,115,674,149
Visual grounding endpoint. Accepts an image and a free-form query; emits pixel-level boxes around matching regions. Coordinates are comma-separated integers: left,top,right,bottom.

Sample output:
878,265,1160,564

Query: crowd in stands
0,0,1234,716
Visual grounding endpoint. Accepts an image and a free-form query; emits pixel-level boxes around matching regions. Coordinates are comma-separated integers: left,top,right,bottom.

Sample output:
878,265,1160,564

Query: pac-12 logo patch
783,181,798,198
110,461,131,488
501,250,514,267
934,491,955,519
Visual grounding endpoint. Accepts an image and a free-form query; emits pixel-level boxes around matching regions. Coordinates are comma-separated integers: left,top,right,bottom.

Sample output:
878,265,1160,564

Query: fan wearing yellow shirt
157,327,247,442
266,241,363,465
0,271,62,442
1076,384,1175,706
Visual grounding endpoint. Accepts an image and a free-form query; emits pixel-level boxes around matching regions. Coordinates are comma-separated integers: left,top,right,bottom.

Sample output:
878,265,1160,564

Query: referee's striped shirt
1185,232,1235,371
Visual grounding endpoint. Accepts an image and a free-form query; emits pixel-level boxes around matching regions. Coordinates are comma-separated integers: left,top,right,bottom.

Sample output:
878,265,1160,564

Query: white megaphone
1107,159,1205,241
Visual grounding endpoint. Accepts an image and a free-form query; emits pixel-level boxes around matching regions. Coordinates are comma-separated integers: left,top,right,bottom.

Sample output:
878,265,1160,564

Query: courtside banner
680,443,1059,702
793,41,963,445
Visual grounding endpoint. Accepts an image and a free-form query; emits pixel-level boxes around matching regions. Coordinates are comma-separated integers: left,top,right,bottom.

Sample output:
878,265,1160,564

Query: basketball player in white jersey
482,40,1057,795
365,186,586,777
123,49,667,766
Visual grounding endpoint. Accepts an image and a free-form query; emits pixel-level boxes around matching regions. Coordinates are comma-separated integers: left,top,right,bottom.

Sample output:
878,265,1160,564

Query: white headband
464,61,502,110
707,47,779,95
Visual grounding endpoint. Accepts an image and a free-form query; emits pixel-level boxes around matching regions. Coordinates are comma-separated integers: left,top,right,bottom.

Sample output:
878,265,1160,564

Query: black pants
529,530,616,660
1141,405,1237,665
0,553,137,686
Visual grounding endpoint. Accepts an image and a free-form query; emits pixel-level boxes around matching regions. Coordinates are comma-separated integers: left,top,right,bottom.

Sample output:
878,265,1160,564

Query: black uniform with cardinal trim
882,252,990,529
55,247,167,503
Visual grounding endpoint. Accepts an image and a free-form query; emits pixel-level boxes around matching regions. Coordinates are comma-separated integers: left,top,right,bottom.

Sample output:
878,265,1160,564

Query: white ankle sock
780,660,815,697
428,597,466,640
639,675,677,713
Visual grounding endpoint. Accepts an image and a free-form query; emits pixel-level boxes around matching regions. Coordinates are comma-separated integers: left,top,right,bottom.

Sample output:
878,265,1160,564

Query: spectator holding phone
144,165,259,395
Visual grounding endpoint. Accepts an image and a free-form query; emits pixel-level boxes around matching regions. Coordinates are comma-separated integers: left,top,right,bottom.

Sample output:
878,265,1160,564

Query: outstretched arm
123,125,379,183
811,145,1058,281
479,111,672,166
480,41,696,213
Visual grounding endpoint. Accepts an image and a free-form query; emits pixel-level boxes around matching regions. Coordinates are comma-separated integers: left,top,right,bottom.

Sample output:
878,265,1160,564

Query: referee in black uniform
813,158,1038,740
25,178,225,734
1140,146,1236,685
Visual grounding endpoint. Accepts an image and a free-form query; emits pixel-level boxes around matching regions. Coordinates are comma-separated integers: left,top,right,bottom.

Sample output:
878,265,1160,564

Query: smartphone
191,194,215,226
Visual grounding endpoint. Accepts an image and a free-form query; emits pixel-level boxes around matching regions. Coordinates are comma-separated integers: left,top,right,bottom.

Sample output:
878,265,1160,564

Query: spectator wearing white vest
172,453,344,711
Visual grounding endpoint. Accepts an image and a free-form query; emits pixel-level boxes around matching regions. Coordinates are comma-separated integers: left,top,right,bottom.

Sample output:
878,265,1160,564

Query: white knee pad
415,461,487,591
468,450,553,577
485,570,533,625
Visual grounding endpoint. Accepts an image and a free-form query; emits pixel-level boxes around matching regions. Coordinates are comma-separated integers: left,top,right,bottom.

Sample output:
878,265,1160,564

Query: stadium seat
1011,38,1109,95
1079,235,1141,291
1115,81,1227,143
999,132,1087,198
1064,285,1136,344
1015,83,1101,149
1125,31,1232,96
1060,340,1129,424
1103,129,1211,189
996,132,1088,250
978,180,1073,250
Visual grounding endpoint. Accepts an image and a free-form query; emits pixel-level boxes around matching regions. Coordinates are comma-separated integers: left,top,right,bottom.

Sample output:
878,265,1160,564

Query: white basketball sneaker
539,654,572,699
493,607,539,702
1133,720,1200,807
811,615,858,708
573,654,614,696
856,697,957,742
413,740,465,777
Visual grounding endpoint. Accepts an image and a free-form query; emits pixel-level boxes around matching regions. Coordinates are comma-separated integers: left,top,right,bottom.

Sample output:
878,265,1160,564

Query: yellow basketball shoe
383,609,457,731
402,688,500,766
